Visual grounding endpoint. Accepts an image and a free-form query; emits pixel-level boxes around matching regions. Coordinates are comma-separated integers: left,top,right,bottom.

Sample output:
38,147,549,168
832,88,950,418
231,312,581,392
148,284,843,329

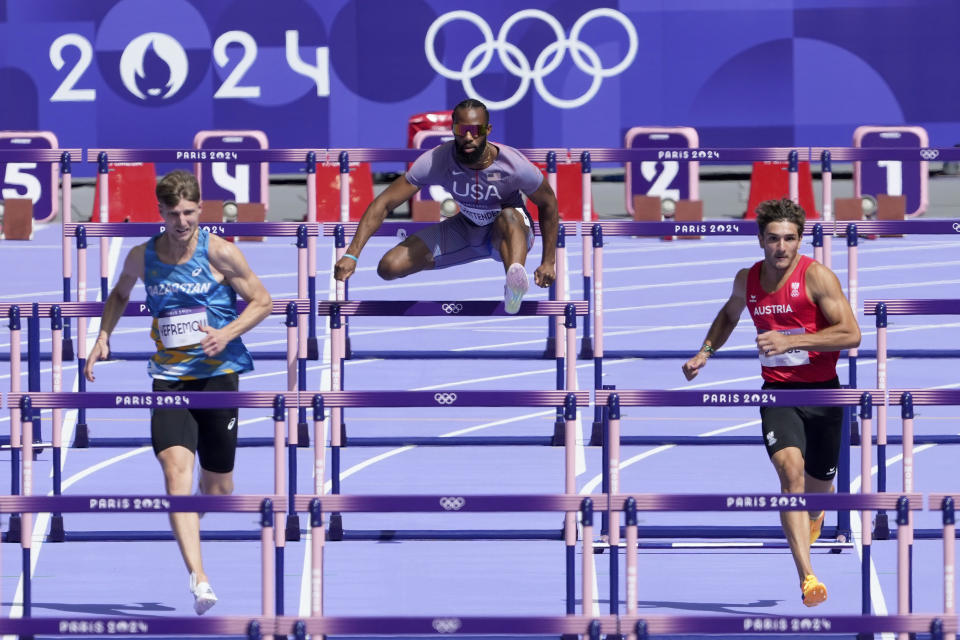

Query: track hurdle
8,390,300,548
63,220,318,451
0,491,285,623
596,389,878,619
609,490,920,636
569,146,800,357
863,297,960,538
304,389,589,542
319,300,587,453
296,492,601,618
83,149,324,360
323,221,578,359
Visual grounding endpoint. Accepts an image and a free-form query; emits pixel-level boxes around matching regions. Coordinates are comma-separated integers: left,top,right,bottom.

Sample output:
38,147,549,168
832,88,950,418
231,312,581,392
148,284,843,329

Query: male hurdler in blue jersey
84,170,271,615
334,98,559,313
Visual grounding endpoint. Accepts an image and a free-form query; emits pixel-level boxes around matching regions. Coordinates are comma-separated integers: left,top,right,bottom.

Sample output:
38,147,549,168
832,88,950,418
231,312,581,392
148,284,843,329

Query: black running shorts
759,376,843,481
151,373,240,473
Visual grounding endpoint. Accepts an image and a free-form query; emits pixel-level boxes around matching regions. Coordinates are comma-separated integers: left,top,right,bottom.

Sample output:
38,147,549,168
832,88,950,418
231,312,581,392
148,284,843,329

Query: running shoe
801,574,827,607
190,572,218,615
809,510,825,547
503,263,529,315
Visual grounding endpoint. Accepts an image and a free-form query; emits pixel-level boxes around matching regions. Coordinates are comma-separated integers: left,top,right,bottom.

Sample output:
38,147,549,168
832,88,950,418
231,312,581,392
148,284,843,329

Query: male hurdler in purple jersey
406,140,543,226
333,98,560,314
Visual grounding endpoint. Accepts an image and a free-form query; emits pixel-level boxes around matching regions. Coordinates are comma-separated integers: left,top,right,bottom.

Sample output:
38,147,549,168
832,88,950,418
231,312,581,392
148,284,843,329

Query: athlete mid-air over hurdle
332,98,560,314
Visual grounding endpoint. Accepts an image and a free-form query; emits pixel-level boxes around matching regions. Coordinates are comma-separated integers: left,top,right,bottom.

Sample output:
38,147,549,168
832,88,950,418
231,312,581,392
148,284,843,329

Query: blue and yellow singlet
144,228,254,380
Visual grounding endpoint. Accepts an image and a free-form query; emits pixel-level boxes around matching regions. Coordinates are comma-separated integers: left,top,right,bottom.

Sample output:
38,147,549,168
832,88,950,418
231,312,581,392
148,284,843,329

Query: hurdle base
589,421,604,446
873,512,890,540
849,420,862,446
62,337,75,362
307,337,319,361
328,513,344,541
285,514,301,542
48,515,65,542
297,421,310,448
542,335,556,359
72,423,89,448
5,514,21,543
579,337,594,359
551,420,566,446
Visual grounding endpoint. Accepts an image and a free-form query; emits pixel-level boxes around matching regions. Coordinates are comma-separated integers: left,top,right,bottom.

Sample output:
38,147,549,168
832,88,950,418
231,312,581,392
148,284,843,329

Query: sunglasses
452,123,490,137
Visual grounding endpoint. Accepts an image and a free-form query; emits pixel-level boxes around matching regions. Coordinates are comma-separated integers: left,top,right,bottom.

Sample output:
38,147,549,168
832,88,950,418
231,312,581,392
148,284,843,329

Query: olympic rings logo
425,8,638,110
432,618,462,634
434,392,458,405
439,496,466,511
441,303,463,314
952,222,960,233
920,148,939,160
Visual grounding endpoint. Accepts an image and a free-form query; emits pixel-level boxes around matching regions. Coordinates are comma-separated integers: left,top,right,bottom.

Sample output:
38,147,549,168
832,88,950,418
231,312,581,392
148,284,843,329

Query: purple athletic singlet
405,141,543,226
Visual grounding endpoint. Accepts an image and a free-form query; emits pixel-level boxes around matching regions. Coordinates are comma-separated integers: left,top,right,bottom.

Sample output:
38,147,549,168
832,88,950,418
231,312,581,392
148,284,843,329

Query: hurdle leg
61,153,75,361
73,231,89,448
272,398,287,616
7,310,22,542
27,303,42,451
296,227,311,447
834,405,852,547
306,159,319,360
309,499,324,618
943,497,956,640
50,309,65,541
21,401,34,617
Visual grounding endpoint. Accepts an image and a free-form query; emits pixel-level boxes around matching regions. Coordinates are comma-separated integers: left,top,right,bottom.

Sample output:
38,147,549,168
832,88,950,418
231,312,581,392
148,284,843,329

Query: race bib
158,307,207,349
759,328,810,367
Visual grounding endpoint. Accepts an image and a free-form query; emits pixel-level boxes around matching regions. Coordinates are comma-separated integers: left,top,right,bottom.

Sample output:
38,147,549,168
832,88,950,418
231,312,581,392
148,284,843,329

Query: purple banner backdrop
2,0,959,177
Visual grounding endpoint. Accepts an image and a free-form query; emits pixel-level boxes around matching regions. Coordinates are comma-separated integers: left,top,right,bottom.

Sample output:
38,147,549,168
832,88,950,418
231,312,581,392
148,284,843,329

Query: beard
455,139,486,165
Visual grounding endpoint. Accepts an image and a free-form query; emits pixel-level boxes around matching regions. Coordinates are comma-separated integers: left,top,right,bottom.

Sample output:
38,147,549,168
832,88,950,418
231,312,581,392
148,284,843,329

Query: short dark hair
452,98,489,124
156,170,200,208
755,197,806,236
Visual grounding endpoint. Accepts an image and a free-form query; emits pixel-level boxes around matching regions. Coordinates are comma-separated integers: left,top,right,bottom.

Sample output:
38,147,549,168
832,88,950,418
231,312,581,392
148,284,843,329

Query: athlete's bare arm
756,262,861,356
525,179,559,287
84,244,145,382
682,268,749,381
334,175,421,281
205,235,272,356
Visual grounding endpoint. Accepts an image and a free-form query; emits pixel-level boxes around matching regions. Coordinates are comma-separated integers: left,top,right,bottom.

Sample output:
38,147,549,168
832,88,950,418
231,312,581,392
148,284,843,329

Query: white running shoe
503,263,529,314
189,572,218,615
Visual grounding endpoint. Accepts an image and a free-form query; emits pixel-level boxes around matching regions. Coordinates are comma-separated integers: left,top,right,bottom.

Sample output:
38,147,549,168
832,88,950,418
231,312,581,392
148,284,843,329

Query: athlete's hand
83,337,111,383
333,255,358,282
534,260,556,288
200,325,230,357
756,330,791,356
682,352,709,381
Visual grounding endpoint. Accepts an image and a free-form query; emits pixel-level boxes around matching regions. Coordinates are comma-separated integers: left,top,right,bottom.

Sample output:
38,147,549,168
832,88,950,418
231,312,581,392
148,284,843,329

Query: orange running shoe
801,574,827,607
809,510,825,547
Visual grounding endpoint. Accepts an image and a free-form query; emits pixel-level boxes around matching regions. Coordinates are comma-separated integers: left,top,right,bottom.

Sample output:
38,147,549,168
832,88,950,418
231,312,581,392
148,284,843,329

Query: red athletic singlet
745,255,839,383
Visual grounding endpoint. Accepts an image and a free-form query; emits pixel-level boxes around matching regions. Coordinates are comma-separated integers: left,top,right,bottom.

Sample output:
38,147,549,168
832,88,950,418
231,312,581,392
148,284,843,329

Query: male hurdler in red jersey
682,198,861,607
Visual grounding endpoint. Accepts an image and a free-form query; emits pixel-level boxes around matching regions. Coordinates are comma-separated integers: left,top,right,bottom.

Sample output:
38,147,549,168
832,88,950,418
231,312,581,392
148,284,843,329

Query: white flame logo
119,32,188,100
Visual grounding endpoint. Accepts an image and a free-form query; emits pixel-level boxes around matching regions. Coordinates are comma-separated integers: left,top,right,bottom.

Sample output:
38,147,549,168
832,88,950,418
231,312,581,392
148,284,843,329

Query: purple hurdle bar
0,613,952,637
